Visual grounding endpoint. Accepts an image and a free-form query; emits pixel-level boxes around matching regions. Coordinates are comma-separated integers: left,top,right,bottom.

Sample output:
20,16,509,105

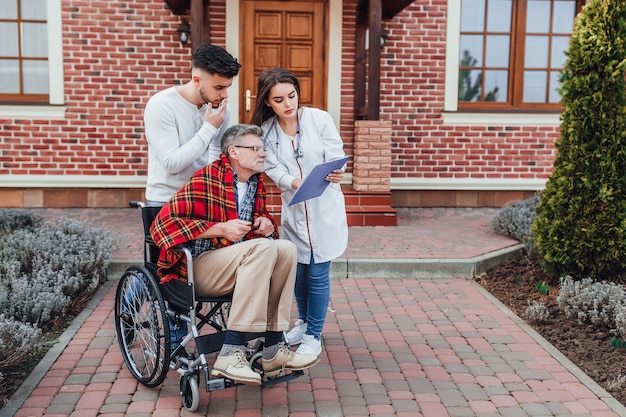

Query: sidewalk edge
330,243,526,279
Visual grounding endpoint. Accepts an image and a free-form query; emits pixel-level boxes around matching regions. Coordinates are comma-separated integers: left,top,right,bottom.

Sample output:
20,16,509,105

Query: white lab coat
262,107,348,264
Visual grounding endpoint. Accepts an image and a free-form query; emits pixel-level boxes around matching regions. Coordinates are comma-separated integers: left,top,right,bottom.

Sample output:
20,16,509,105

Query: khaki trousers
192,239,297,333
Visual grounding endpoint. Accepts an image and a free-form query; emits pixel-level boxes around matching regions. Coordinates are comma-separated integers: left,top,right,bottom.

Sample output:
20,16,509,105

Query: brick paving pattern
4,208,625,416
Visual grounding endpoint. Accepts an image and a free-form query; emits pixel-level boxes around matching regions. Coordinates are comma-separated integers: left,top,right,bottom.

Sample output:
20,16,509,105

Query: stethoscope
267,108,303,160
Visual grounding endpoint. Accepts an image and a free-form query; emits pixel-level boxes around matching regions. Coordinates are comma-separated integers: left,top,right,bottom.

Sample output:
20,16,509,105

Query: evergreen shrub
532,0,626,280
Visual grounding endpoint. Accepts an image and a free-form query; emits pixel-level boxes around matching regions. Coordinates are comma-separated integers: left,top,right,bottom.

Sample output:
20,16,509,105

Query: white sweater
143,87,228,202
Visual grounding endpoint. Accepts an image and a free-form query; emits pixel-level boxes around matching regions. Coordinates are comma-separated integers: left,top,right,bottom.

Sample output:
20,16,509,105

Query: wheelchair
114,201,303,411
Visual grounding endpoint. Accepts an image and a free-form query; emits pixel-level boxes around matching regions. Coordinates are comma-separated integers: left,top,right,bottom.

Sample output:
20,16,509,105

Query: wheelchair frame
113,201,302,411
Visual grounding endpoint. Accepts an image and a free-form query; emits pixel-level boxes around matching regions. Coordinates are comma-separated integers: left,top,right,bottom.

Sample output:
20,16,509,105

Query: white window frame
442,0,560,126
0,0,65,118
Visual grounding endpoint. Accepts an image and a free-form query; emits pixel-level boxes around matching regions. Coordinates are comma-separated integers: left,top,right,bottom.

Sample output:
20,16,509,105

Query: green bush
0,213,117,389
0,209,43,237
557,276,626,337
0,217,117,327
532,0,626,280
0,315,42,369
491,193,540,250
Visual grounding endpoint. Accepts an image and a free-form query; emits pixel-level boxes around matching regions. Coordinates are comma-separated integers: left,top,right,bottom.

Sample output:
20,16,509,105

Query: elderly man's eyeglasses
234,145,266,153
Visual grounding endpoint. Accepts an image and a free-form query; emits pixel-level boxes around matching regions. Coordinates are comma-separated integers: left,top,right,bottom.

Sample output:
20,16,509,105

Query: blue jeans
123,271,187,348
294,254,330,339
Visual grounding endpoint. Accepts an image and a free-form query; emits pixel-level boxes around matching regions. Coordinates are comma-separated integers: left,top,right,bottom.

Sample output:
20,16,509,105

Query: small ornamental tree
533,0,626,280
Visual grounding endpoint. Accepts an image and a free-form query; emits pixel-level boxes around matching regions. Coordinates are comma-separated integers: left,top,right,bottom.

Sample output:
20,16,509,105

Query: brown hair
249,67,301,126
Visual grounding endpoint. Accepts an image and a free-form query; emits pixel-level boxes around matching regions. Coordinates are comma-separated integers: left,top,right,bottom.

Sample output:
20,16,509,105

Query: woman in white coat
250,68,348,357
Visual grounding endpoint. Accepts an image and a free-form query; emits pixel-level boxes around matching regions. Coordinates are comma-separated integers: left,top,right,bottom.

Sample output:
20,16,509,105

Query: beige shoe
262,344,319,378
211,349,261,386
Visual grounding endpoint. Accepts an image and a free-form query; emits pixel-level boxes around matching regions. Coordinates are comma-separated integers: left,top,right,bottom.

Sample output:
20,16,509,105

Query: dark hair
191,44,241,78
221,124,264,154
249,67,300,126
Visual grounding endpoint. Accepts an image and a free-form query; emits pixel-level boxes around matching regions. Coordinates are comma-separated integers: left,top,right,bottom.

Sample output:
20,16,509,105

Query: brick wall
380,1,558,181
1,0,192,178
0,0,558,209
353,120,392,192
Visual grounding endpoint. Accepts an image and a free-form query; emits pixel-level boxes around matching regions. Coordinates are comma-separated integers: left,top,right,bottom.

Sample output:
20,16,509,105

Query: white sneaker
285,319,307,345
296,334,322,356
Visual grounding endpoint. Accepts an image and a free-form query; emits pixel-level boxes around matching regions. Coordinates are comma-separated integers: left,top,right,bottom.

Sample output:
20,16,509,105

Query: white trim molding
442,112,561,126
0,105,66,119
2,175,547,192
48,0,64,105
326,0,342,127
2,175,147,188
391,177,546,191
444,0,462,112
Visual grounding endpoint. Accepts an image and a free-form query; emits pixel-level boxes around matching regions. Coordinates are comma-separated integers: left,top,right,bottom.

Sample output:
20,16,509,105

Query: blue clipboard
287,156,350,206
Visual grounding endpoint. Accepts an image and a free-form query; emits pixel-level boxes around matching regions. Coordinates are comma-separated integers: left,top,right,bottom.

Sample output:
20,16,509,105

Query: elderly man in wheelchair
114,124,318,410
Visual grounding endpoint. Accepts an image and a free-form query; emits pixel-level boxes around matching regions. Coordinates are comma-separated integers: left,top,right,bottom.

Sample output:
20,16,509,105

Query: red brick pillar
352,120,391,192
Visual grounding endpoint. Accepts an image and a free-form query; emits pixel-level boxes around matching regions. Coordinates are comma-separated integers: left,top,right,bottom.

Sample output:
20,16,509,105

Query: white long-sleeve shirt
144,87,227,202
262,107,348,264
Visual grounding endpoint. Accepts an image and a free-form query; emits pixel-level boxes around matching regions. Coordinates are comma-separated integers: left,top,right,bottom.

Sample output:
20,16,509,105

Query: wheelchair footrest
206,376,236,392
262,369,304,387
196,331,227,355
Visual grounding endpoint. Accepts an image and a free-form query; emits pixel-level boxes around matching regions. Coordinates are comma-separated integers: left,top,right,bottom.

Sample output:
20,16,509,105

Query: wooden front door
240,0,327,123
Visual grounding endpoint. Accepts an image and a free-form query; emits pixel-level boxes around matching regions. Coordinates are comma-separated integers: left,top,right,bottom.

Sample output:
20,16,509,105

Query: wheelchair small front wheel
114,265,171,388
180,373,200,412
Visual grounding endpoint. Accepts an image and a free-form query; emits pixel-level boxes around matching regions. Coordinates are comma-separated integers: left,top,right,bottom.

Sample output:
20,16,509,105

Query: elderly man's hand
253,216,275,237
222,219,252,242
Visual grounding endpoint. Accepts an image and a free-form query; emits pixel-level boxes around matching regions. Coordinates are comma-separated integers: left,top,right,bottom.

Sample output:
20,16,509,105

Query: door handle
245,89,256,112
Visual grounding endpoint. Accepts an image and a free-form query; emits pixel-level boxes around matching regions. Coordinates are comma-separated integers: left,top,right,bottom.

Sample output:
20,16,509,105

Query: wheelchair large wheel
114,265,170,387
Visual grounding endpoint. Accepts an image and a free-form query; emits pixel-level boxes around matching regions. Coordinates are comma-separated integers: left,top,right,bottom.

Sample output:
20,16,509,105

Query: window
0,0,49,104
458,0,584,111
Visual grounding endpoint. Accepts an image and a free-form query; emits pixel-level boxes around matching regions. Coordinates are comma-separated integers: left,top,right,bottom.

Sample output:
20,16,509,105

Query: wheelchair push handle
129,201,146,208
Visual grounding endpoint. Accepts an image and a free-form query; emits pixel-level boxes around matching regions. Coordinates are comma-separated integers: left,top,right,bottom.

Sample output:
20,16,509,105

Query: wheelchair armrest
172,245,194,266
161,244,198,310
172,244,192,253
171,244,196,286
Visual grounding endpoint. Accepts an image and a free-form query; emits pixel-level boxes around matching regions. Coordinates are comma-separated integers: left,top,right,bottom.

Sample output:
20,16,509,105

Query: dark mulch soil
476,255,626,408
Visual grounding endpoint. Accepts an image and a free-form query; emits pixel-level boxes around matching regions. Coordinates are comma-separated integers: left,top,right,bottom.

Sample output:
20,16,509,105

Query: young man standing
144,44,241,205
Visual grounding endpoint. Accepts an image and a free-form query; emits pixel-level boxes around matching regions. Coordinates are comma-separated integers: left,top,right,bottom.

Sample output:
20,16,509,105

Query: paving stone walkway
3,208,624,417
